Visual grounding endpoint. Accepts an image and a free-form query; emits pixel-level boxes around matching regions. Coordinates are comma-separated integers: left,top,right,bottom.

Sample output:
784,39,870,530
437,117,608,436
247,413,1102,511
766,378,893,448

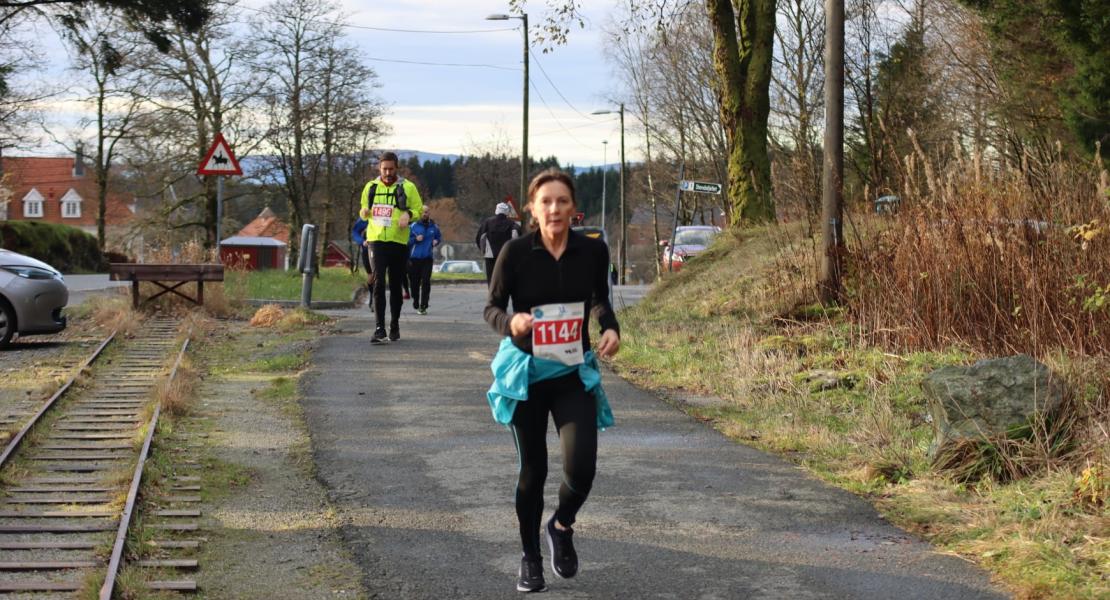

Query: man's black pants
484,257,496,284
370,241,408,330
409,257,433,310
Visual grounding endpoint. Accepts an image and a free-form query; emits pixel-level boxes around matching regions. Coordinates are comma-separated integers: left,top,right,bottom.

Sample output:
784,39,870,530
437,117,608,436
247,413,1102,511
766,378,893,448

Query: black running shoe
516,556,546,593
370,327,388,344
546,516,578,578
388,323,400,342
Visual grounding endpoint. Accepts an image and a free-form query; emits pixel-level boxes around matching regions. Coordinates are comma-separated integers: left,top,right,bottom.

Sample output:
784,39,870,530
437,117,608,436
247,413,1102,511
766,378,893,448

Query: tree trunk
706,0,777,226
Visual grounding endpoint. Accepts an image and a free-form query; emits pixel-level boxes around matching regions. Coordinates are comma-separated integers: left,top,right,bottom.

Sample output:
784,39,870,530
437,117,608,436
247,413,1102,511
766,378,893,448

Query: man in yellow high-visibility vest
359,151,423,343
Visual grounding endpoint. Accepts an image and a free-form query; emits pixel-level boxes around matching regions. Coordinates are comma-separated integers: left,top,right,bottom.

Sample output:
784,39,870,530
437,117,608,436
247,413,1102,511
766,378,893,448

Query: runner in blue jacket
351,218,374,312
407,210,442,314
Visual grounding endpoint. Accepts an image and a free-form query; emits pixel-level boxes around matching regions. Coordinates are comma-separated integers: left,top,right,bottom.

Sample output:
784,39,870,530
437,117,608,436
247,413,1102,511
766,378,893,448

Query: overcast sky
19,0,637,167
304,0,634,167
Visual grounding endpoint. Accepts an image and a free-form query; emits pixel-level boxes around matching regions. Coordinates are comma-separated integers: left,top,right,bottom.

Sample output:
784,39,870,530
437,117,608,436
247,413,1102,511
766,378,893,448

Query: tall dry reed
849,147,1109,357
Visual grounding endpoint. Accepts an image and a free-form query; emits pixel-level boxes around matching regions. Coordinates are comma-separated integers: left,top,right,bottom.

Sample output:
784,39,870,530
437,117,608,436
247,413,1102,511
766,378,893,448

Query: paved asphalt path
61,273,128,306
302,284,1006,599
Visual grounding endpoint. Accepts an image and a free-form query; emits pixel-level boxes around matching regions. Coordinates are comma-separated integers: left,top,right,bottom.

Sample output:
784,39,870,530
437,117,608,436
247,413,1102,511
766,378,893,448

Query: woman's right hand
510,312,534,336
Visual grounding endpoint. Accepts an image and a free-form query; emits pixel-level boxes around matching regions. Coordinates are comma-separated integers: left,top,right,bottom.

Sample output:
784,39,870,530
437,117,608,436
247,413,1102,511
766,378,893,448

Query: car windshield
674,229,715,246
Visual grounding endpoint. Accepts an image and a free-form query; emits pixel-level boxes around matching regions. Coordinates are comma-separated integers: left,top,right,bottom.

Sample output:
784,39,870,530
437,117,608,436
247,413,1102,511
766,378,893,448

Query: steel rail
99,336,191,600
0,331,117,468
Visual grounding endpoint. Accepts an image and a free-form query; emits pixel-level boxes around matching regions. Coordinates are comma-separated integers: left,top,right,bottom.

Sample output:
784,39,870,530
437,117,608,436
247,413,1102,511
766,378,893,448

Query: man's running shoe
516,556,546,593
388,323,400,342
545,516,578,579
370,327,388,344
417,308,427,315
403,290,411,300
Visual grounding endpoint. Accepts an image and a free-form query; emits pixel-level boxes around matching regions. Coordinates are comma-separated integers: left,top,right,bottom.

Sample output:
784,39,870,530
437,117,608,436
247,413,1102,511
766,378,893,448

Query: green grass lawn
227,267,483,301
228,267,366,302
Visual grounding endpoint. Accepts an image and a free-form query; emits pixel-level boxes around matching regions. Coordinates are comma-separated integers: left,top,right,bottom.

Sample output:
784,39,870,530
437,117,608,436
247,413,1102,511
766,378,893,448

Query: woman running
484,168,620,593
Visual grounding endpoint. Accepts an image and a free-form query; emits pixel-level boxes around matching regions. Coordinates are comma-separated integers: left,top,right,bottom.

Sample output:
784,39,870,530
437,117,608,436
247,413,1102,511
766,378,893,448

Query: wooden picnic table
108,264,225,309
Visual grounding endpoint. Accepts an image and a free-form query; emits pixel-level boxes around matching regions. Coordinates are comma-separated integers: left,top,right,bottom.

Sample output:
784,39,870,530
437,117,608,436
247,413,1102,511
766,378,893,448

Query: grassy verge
611,227,1108,599
224,266,484,303
225,267,365,301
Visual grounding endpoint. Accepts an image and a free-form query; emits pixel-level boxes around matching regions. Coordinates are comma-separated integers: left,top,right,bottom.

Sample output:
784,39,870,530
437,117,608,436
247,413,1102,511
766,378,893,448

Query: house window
60,188,83,219
22,188,44,218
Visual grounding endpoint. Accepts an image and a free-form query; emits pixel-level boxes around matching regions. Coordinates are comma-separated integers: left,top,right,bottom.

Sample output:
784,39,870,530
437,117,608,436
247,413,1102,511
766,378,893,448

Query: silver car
0,249,68,347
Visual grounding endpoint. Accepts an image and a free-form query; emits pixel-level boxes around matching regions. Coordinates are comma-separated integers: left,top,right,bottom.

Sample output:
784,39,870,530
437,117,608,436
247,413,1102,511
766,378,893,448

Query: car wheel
0,299,14,347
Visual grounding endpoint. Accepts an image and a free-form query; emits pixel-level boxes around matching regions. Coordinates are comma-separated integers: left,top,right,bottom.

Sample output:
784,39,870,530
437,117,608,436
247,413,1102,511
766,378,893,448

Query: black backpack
365,177,408,212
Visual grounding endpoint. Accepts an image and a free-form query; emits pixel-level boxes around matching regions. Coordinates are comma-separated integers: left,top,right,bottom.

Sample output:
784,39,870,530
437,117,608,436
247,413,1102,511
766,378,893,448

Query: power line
528,80,597,152
239,5,516,34
528,47,591,119
363,56,516,71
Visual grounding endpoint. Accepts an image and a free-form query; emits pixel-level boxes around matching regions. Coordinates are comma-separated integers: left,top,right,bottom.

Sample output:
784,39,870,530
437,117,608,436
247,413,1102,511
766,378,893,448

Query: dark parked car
0,249,68,347
661,225,721,272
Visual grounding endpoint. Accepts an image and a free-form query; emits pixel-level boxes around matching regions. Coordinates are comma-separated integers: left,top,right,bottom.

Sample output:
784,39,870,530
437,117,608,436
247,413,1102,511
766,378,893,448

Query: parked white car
0,249,68,347
435,260,484,275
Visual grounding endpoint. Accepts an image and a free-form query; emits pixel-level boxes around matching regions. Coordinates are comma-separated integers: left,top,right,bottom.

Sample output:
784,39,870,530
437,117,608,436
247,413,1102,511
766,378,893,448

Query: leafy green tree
960,0,1108,154
1,0,209,50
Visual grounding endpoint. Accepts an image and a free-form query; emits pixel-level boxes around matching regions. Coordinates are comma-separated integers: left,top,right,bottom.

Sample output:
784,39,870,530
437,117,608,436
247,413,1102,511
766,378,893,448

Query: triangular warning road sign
197,133,243,176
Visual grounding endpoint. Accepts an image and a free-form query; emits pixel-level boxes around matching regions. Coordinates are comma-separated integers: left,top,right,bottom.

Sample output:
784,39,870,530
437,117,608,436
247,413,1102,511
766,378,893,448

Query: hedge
0,221,106,272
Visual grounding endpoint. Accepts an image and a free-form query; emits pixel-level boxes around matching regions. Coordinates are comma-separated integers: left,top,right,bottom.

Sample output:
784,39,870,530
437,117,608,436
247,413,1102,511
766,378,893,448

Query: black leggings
511,372,597,560
409,257,433,309
370,241,408,328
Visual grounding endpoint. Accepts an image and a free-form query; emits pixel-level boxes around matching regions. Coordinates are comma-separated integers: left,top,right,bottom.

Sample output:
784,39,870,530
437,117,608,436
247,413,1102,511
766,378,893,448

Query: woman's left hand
597,329,620,358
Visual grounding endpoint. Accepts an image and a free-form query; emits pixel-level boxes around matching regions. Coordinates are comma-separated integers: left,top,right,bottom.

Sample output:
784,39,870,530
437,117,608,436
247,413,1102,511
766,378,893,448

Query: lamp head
485,14,511,20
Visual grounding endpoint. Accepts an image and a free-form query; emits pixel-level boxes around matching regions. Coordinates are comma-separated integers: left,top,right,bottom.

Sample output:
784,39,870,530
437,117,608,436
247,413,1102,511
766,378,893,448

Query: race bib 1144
532,302,584,366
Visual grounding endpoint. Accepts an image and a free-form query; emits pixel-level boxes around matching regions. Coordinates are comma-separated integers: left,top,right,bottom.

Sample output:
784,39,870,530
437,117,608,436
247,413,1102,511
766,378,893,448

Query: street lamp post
592,104,625,284
600,140,608,239
486,13,529,208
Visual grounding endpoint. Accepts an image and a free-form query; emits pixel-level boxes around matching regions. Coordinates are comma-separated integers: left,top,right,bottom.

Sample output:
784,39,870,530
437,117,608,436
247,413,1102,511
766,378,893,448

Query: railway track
0,317,200,596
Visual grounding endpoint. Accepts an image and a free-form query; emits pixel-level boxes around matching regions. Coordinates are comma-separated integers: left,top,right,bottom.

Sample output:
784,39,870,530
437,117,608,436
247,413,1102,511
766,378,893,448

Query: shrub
0,221,106,271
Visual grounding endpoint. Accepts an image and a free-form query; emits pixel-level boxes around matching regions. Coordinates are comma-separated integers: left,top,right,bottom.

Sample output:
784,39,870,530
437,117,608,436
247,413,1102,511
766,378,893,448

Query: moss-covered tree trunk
706,0,777,226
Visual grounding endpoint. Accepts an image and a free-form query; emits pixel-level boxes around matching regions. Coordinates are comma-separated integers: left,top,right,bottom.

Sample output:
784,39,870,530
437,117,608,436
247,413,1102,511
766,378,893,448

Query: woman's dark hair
527,168,576,205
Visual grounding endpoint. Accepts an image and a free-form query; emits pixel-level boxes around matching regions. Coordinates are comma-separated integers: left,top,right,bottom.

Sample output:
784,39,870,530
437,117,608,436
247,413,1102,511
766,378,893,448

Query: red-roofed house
235,206,289,243
219,207,290,270
0,149,136,244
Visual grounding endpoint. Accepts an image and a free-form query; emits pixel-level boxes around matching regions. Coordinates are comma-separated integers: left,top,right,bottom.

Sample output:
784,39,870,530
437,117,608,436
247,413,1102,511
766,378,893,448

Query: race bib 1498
532,302,584,366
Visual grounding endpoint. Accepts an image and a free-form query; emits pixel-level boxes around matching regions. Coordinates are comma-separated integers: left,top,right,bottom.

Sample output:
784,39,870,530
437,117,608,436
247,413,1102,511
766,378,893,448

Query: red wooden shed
219,236,287,270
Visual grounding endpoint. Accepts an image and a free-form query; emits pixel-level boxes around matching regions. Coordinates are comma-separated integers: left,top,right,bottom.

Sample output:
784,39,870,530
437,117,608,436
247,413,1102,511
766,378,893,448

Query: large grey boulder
922,354,1065,457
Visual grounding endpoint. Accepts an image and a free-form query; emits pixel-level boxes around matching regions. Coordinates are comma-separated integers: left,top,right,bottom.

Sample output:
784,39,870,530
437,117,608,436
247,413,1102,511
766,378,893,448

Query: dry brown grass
849,150,1110,356
157,353,197,417
249,304,286,327
86,295,140,337
130,238,249,316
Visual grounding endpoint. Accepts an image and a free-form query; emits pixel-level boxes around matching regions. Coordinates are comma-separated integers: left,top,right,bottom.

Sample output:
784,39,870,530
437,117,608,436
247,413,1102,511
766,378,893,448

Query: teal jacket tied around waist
486,337,615,430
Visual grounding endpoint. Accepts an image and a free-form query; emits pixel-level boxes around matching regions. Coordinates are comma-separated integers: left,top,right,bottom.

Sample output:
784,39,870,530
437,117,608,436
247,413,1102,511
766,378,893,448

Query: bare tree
0,10,50,154
126,1,258,247
61,6,148,250
249,0,334,246
770,0,825,217
455,132,521,223
516,0,778,226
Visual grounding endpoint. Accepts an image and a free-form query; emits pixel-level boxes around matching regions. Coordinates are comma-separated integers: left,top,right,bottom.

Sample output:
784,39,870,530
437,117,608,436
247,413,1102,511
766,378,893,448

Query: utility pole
618,103,626,285
819,0,845,304
521,13,529,207
601,140,608,237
